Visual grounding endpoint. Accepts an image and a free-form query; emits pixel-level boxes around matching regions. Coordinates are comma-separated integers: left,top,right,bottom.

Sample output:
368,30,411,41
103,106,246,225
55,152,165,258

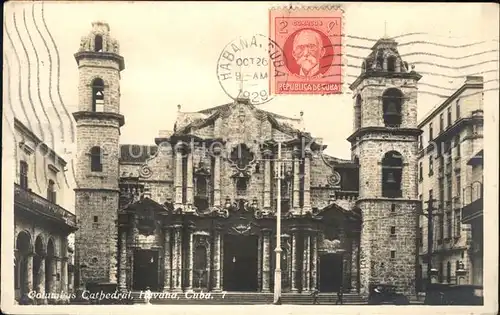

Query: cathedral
73,22,421,296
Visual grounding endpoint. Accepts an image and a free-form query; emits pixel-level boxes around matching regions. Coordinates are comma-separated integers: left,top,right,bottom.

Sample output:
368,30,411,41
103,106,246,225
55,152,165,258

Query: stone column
220,234,224,289
311,235,318,290
257,234,262,291
186,151,194,206
303,155,311,212
61,257,68,293
38,257,47,304
26,253,34,293
54,257,61,292
213,230,222,291
291,231,298,292
213,156,221,207
171,225,183,291
292,156,300,213
174,149,183,207
302,234,311,292
263,153,272,209
351,235,360,292
262,230,271,292
118,229,127,292
163,227,171,292
187,230,194,290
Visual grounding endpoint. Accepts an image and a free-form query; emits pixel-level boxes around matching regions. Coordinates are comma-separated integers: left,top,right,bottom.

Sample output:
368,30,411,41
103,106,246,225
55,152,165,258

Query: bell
385,101,399,115
386,172,396,184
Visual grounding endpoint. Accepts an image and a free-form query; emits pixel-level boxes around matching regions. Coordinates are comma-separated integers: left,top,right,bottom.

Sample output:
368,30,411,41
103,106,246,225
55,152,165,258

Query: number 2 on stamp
279,21,288,33
327,20,338,33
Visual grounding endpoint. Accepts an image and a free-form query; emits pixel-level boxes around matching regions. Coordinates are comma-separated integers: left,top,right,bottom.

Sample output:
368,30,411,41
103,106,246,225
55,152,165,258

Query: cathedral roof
120,145,158,163
173,101,303,136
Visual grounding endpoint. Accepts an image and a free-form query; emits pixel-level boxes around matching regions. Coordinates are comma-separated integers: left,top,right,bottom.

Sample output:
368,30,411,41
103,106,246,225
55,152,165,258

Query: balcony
462,181,483,224
14,183,77,228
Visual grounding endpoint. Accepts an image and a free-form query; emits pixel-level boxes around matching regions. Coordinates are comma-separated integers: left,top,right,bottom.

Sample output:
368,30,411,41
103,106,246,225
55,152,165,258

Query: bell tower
348,37,422,295
73,21,125,285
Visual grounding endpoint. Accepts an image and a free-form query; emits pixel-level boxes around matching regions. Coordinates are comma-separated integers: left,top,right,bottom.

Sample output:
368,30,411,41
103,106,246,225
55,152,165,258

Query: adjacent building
417,76,484,288
73,22,421,296
14,118,78,303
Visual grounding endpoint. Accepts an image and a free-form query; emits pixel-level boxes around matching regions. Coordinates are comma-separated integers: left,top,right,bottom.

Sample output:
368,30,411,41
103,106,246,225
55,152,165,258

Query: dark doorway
223,234,258,291
319,253,343,292
133,250,159,290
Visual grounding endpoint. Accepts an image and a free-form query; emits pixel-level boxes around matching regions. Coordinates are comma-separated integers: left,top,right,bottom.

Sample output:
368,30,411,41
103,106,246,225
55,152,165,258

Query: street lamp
423,196,441,287
259,139,296,305
273,141,283,305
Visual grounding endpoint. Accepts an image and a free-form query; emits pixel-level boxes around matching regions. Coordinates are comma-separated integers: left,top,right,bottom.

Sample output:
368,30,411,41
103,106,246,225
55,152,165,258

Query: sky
3,1,499,210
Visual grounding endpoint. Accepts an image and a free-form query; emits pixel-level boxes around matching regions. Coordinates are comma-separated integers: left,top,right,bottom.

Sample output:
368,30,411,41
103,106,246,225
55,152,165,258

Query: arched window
91,78,105,112
354,95,362,130
47,180,56,203
19,161,28,189
381,151,403,198
90,146,103,172
438,262,444,283
387,56,397,72
446,261,452,283
361,61,366,73
404,61,409,72
376,54,384,70
382,88,403,127
94,35,103,52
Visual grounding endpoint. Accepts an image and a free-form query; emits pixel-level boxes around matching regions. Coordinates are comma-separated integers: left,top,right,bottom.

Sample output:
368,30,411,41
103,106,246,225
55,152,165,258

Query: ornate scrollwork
206,206,229,218
327,171,341,186
254,208,275,219
139,165,153,179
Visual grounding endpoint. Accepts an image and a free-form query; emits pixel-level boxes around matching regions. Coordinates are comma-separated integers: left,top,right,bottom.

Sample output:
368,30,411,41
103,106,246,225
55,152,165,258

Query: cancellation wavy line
346,33,499,48
31,3,71,188
40,2,76,145
347,32,500,43
345,57,499,71
31,3,65,147
12,11,48,193
12,12,45,141
346,49,499,62
4,17,34,134
342,68,499,81
40,2,78,189
3,54,20,176
23,8,55,151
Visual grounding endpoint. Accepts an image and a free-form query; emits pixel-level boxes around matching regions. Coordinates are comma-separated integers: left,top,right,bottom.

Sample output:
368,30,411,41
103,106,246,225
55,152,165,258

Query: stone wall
358,200,419,295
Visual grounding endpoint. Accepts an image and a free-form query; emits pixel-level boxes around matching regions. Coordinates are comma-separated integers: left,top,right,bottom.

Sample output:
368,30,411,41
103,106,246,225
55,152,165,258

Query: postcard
2,1,498,315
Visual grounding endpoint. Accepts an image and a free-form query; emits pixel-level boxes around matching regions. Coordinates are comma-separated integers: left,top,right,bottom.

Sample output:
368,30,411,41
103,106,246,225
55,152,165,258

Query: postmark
216,34,288,105
269,5,343,95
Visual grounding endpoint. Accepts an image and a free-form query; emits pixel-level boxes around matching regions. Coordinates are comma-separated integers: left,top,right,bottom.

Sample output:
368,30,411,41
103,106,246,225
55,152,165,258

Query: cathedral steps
130,291,367,305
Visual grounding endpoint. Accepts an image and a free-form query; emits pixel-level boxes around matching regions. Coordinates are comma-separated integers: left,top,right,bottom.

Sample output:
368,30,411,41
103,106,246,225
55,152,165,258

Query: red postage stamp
269,5,343,95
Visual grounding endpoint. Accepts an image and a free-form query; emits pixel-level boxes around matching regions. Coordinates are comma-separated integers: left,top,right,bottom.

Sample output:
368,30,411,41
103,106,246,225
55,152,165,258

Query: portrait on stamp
269,6,343,95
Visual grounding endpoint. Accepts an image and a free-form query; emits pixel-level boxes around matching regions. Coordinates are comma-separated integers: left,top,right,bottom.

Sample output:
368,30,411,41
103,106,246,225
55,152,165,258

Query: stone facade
417,76,484,288
349,38,422,296
74,23,421,296
13,119,77,304
73,21,124,286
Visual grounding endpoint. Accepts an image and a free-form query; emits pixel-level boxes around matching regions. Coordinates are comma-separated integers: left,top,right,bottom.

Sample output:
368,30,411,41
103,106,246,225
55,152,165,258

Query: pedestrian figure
143,286,152,304
335,285,344,305
311,287,320,304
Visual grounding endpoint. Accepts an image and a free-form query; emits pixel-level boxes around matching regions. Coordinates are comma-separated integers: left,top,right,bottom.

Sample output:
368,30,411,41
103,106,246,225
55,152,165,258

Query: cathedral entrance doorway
132,249,159,291
318,253,343,292
223,234,258,291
